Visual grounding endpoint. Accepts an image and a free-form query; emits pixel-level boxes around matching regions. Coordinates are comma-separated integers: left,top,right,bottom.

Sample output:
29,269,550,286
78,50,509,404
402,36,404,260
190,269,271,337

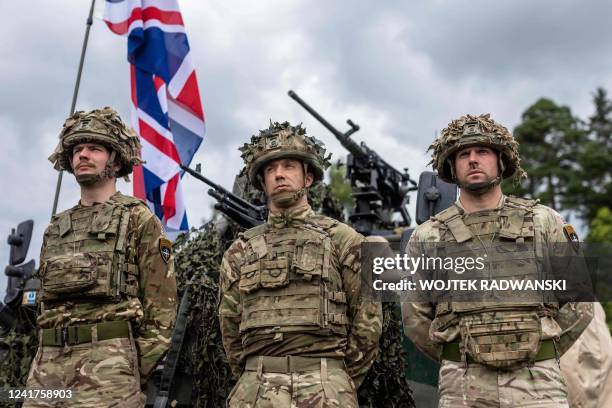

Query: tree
587,207,612,243
328,162,353,208
578,88,612,222
505,98,588,214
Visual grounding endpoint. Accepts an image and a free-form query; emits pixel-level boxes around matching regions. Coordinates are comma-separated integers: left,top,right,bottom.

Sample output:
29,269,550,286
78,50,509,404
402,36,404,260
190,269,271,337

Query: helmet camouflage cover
429,113,526,183
49,107,143,178
239,121,332,191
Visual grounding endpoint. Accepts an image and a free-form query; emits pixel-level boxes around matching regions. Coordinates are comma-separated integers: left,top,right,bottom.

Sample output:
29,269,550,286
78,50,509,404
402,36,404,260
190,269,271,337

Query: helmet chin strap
451,155,504,195
268,162,310,208
459,175,501,195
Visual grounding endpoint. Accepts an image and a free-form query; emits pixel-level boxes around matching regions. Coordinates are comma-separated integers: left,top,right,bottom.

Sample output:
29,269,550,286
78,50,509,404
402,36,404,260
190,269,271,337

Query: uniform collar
77,191,122,208
455,194,506,213
267,203,314,228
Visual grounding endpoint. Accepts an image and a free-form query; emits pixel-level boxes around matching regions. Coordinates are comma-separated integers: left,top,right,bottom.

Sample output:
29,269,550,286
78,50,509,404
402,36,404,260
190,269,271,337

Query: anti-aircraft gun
289,90,418,238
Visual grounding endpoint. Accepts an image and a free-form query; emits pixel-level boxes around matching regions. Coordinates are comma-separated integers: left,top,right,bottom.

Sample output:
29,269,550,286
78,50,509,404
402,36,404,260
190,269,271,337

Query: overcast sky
1,0,612,294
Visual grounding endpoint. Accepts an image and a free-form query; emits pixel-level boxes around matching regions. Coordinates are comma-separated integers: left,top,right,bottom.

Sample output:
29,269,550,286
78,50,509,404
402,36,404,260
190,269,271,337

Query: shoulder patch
563,224,579,245
159,237,173,263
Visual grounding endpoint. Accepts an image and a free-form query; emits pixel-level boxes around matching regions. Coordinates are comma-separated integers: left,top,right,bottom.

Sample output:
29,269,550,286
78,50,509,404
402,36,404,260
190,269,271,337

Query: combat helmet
429,113,526,183
48,107,143,179
239,121,331,191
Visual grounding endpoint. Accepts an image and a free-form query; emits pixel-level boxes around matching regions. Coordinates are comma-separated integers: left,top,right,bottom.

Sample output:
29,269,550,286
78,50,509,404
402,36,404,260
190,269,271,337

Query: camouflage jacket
37,192,177,380
218,203,382,387
402,195,593,361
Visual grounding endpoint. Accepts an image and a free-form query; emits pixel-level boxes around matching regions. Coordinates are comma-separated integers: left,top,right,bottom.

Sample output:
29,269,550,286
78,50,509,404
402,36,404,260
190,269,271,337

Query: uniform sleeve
541,208,593,356
134,211,178,381
34,224,52,308
339,228,383,388
400,231,440,361
218,239,245,379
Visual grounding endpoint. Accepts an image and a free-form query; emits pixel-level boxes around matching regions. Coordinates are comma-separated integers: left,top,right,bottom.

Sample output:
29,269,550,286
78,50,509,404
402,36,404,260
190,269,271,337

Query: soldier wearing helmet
23,108,177,407
402,114,592,407
218,121,382,407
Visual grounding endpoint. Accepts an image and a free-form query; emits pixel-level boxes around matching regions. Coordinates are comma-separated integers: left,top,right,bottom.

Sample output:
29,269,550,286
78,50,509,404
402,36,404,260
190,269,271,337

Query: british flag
104,0,205,231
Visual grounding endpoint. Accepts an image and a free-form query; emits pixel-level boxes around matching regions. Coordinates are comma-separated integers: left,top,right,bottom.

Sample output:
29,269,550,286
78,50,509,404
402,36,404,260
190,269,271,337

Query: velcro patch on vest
563,224,579,251
159,237,172,263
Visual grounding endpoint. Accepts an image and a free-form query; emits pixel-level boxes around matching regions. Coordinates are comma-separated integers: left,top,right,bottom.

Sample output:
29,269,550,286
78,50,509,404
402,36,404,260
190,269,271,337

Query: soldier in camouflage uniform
23,108,177,407
402,114,593,407
218,121,383,407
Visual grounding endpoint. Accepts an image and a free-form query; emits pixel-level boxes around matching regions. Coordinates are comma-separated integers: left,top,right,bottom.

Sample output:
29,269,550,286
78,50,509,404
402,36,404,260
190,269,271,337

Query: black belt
41,321,130,347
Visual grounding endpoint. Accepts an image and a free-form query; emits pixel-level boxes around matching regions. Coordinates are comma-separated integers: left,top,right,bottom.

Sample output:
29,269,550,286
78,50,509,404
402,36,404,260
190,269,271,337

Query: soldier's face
454,146,499,186
262,158,314,197
71,143,112,177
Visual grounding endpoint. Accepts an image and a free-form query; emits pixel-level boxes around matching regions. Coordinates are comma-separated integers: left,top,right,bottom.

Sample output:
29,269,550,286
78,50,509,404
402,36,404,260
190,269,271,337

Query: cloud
2,0,612,293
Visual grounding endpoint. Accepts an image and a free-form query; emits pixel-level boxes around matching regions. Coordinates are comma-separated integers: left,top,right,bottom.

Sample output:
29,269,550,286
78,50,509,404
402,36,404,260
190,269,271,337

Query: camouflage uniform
219,122,382,407
23,108,177,408
561,301,612,408
401,114,593,408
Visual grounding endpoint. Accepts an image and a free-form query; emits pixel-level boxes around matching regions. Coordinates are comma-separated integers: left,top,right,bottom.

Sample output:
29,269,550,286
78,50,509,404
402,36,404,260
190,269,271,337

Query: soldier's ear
304,171,314,188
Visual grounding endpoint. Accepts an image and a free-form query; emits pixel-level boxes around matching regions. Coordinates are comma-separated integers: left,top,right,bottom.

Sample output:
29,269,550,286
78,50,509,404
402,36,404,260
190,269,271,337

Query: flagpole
51,0,96,217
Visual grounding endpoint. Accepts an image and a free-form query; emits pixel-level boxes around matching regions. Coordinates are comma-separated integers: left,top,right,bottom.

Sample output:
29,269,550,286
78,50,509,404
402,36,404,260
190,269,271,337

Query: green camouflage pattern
429,114,526,183
429,197,552,369
239,121,332,190
227,366,358,407
22,337,145,407
0,328,37,408
437,358,569,407
171,180,413,407
402,195,593,403
561,301,612,408
38,194,140,302
219,204,382,392
24,192,176,405
48,107,143,178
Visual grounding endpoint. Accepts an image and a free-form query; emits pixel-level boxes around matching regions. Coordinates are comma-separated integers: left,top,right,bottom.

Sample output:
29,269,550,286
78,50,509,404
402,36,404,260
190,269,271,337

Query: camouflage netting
239,121,332,190
0,312,37,408
172,181,414,407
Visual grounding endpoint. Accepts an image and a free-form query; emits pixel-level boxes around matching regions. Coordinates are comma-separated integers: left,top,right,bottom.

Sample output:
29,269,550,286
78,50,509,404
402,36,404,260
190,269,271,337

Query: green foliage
508,89,612,226
585,207,612,335
328,162,353,208
580,88,612,221
587,207,612,243
504,98,587,211
172,221,237,407
358,303,415,408
0,327,37,408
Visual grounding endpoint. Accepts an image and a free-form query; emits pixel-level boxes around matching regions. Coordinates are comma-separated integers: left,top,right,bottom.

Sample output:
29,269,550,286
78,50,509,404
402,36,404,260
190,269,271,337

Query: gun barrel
181,164,261,213
288,90,342,136
288,90,365,158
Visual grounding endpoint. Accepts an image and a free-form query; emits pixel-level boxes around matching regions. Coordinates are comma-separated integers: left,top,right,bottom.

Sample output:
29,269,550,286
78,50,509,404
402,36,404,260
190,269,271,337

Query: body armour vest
39,194,141,303
430,196,558,369
237,215,348,341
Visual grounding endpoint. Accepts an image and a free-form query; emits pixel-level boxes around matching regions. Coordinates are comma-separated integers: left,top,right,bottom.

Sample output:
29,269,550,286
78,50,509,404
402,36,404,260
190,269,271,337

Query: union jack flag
104,0,205,231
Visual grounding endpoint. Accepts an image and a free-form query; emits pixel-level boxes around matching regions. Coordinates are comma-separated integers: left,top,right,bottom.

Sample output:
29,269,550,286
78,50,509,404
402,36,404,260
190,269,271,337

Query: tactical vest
39,194,141,303
430,197,558,369
237,216,348,342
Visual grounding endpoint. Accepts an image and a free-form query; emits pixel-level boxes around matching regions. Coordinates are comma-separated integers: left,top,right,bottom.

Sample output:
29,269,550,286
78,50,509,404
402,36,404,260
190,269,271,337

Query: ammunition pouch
457,311,542,369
